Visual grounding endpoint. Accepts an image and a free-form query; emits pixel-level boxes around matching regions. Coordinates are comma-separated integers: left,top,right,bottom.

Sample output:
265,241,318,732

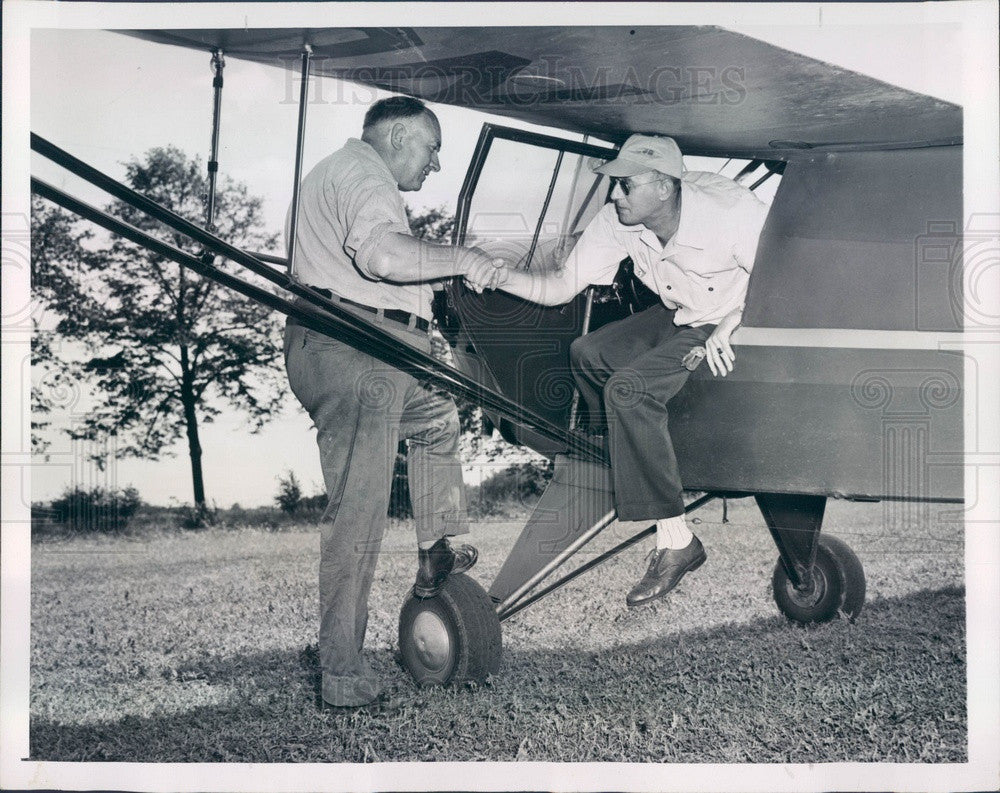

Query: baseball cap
593,134,685,179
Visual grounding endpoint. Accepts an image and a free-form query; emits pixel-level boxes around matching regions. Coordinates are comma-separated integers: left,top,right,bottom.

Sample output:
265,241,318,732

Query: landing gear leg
756,494,866,624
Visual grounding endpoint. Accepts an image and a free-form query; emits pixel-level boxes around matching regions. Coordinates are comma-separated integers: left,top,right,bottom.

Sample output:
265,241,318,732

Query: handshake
463,255,510,294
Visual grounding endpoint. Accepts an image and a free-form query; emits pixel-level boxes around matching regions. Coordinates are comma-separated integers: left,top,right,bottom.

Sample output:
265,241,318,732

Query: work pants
569,304,714,522
284,321,468,706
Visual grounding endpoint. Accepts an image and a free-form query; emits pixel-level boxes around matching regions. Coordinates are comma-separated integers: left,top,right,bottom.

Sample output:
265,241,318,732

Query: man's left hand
704,310,742,377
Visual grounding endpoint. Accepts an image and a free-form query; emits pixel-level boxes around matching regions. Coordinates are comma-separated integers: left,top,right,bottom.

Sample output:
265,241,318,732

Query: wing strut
286,44,313,276
205,49,225,231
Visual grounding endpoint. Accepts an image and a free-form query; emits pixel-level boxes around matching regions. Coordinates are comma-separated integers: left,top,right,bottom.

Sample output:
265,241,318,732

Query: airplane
30,25,964,688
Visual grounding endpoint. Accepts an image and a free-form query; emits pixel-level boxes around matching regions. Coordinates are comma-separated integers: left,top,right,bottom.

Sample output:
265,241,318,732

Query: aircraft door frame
453,123,618,252
443,124,617,452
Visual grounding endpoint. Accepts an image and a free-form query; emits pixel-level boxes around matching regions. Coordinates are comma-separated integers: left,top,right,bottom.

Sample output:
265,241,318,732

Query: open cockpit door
442,124,617,454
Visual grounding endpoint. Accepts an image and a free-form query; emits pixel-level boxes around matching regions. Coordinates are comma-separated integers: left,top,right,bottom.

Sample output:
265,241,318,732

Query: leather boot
414,537,478,598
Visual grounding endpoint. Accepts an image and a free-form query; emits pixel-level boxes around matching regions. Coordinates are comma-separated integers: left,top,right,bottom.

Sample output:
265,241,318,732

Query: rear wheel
772,534,866,624
398,573,502,686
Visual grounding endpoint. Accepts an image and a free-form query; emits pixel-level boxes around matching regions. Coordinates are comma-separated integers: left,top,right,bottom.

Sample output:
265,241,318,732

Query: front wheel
398,573,502,686
772,534,866,624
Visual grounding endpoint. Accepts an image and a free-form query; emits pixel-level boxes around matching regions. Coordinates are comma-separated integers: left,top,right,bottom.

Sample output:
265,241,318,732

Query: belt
304,288,430,332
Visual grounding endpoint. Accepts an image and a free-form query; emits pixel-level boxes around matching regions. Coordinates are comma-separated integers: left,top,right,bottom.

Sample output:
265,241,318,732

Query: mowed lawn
30,498,966,763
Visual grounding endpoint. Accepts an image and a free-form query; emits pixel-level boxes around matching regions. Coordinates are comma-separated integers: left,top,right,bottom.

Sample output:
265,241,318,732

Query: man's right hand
464,257,509,294
704,309,742,377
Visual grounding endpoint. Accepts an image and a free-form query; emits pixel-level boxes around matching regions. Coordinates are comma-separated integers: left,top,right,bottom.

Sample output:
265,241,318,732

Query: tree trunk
179,344,206,509
176,266,206,512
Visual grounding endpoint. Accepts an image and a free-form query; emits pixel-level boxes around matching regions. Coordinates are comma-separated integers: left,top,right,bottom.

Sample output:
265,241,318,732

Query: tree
31,147,285,512
30,196,96,454
405,204,456,244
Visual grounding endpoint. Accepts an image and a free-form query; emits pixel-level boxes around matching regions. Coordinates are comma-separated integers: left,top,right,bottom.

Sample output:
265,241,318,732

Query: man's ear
656,176,680,201
390,122,407,151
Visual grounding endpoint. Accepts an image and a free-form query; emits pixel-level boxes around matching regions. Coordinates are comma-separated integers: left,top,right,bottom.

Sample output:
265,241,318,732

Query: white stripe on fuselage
732,327,965,350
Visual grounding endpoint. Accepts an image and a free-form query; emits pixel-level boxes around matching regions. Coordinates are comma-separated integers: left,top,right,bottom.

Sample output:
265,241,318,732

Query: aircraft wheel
772,534,866,624
398,573,502,686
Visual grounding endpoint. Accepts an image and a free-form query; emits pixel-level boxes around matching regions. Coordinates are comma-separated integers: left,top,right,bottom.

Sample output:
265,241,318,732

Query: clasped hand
464,257,509,294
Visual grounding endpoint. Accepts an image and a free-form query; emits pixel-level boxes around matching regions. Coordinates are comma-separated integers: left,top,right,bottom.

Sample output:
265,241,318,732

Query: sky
14,7,991,508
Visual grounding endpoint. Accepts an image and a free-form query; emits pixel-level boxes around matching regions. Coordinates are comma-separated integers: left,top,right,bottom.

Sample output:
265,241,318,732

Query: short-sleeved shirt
564,171,770,326
287,138,433,321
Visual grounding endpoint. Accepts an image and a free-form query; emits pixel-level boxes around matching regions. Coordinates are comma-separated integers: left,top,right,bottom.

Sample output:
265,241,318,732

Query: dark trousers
284,321,468,706
569,304,714,522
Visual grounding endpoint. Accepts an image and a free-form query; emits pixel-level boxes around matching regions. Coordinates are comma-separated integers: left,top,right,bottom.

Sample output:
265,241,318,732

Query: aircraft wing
121,26,961,157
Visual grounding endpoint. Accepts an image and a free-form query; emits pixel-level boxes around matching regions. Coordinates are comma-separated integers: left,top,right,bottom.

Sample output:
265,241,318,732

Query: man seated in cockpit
481,134,769,607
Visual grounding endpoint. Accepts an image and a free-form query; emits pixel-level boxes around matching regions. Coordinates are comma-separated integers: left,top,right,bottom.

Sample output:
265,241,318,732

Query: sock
656,514,693,550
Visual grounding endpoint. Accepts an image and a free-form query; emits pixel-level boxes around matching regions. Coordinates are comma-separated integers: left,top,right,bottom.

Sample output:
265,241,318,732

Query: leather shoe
414,537,478,599
626,536,707,607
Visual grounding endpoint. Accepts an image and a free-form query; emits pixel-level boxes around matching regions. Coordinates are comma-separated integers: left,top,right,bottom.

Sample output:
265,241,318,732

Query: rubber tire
398,573,502,686
772,534,866,624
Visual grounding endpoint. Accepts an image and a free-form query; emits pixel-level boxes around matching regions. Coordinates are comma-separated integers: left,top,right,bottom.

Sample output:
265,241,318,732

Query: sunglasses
609,175,667,196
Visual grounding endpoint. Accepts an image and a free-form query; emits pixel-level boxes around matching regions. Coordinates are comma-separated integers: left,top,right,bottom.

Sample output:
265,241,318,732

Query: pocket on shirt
687,271,719,304
690,270,739,305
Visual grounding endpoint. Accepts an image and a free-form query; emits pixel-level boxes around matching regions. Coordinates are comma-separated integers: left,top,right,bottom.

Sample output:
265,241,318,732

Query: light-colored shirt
286,138,433,321
563,171,770,326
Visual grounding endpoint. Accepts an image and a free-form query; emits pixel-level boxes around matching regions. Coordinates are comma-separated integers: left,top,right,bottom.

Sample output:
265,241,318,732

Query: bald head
361,97,441,191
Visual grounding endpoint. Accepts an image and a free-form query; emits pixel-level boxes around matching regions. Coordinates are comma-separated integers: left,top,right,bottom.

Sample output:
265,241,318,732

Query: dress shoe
626,536,706,607
414,537,478,598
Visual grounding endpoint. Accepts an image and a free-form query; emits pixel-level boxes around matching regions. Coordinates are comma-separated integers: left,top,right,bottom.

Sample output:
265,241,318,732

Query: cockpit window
461,128,615,272
683,155,784,205
456,126,783,276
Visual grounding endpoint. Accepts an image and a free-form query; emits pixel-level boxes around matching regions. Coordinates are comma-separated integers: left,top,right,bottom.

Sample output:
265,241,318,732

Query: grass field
30,498,966,763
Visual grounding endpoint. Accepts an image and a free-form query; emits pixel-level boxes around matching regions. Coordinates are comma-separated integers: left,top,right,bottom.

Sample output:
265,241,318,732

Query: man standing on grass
283,96,506,707
488,134,769,607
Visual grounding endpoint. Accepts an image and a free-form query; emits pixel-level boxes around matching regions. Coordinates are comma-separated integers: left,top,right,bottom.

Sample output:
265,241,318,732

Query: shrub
299,493,327,516
481,460,554,500
177,502,217,529
48,485,142,533
275,470,303,514
471,459,555,516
